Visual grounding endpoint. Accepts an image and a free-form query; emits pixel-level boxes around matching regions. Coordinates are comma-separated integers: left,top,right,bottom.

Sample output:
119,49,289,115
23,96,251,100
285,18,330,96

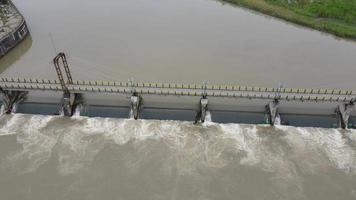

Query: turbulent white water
0,114,355,200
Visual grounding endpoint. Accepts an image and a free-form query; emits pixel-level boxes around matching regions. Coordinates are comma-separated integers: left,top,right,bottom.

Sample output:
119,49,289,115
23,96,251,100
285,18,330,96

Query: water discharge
1,0,356,199
0,114,355,200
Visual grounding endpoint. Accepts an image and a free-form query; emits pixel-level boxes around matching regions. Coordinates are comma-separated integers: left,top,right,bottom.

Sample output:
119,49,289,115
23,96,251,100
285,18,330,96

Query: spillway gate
0,53,355,129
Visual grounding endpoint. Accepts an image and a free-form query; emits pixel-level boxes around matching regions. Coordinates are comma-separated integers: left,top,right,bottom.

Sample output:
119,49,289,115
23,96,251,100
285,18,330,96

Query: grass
220,0,356,40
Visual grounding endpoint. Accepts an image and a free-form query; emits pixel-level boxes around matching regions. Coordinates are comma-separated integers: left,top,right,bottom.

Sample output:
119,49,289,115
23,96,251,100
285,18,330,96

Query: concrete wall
1,90,355,128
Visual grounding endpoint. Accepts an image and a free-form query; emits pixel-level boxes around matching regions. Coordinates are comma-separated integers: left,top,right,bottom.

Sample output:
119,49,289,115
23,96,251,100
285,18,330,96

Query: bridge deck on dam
0,77,355,103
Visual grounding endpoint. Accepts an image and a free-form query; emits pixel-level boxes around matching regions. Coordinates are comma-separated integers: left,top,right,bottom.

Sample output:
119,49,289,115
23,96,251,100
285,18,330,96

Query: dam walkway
0,52,355,129
0,77,355,103
0,76,355,129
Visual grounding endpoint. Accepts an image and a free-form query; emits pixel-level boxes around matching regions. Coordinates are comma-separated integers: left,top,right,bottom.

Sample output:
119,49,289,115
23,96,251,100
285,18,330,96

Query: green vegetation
221,0,356,40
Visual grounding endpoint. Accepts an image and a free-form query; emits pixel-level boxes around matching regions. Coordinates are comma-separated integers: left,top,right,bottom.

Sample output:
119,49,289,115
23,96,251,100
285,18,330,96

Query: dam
1,0,356,200
1,53,355,129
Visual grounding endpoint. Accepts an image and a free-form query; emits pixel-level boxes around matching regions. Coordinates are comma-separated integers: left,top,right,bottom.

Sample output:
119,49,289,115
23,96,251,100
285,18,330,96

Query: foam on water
0,114,22,136
0,105,4,115
129,109,134,119
297,127,355,173
274,115,281,126
1,115,355,175
0,103,18,115
72,106,82,117
0,114,57,174
0,114,355,199
220,124,259,166
204,111,212,122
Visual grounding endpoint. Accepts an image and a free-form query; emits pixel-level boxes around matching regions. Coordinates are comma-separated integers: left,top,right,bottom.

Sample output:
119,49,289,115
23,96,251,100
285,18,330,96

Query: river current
0,114,355,200
1,0,356,199
2,0,356,88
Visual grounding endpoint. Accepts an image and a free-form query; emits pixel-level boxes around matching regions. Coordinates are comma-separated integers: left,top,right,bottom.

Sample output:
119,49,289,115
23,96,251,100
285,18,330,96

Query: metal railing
0,77,354,103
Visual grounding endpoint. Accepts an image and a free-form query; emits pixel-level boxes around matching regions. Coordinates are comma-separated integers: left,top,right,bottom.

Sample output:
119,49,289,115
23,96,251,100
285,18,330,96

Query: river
0,114,355,200
0,0,356,199
1,0,356,88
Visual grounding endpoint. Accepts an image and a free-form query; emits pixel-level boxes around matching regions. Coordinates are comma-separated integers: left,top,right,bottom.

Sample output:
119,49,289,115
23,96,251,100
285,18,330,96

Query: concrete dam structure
0,53,355,129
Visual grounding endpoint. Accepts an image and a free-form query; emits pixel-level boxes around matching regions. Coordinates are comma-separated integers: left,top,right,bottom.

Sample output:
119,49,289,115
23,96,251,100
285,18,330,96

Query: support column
61,92,72,116
130,93,142,120
71,93,84,116
336,103,354,129
265,99,280,126
195,97,209,124
60,92,83,116
0,89,27,114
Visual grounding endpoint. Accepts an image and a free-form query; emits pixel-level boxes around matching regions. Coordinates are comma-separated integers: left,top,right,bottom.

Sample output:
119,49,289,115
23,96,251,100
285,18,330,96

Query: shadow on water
0,35,33,73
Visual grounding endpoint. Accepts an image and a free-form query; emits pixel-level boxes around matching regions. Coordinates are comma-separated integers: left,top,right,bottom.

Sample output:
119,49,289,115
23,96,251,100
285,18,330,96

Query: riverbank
221,0,356,40
0,0,29,56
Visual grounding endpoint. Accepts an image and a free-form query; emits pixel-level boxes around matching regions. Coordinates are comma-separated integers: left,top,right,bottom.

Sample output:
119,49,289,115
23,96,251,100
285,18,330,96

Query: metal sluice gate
0,53,355,129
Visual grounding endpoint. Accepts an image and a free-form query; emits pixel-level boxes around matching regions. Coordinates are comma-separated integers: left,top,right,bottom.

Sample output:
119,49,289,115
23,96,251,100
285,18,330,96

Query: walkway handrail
0,77,355,103
0,77,354,95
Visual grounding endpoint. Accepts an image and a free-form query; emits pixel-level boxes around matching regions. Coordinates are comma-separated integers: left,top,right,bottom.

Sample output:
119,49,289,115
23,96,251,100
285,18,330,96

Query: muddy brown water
1,0,356,88
1,0,356,199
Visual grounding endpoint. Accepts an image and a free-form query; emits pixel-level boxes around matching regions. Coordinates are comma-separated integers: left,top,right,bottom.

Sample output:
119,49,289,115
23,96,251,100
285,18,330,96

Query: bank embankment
221,0,356,40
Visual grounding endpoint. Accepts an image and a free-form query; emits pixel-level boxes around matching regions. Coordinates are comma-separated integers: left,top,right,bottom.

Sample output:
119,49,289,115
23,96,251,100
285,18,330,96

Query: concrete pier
336,103,355,129
195,97,209,123
0,89,27,114
265,99,280,126
130,93,143,120
0,77,355,128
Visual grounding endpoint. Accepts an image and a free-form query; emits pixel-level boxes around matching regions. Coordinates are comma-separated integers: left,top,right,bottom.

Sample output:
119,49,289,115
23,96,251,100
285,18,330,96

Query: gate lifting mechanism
0,53,354,129
53,52,72,93
53,52,80,116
